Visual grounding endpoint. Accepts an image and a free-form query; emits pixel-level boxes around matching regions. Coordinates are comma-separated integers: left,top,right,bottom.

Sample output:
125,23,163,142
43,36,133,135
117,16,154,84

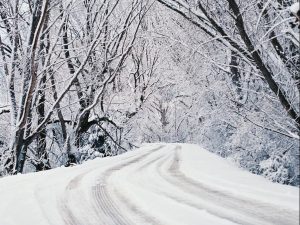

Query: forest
0,0,299,186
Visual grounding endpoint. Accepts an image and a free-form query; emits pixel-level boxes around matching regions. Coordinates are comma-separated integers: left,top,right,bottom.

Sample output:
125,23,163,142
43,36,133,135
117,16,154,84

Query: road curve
0,144,298,225
58,144,299,225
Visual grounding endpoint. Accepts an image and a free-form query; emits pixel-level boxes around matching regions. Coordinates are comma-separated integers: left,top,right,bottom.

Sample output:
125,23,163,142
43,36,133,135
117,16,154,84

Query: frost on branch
290,2,300,22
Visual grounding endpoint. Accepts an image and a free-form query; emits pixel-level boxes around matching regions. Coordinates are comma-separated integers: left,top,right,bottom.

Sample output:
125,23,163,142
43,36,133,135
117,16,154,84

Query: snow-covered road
0,144,299,225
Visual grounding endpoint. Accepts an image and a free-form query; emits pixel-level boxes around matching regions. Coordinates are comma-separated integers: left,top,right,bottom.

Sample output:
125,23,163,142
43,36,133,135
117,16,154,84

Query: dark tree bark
229,51,242,98
10,0,49,174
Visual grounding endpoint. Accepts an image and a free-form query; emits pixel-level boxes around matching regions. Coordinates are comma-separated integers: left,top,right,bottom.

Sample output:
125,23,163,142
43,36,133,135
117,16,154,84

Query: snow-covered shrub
0,139,9,176
76,125,110,163
259,153,292,185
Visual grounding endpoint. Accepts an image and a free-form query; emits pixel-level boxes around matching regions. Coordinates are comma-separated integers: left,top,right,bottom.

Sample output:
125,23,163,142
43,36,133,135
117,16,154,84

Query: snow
0,144,298,225
290,2,299,15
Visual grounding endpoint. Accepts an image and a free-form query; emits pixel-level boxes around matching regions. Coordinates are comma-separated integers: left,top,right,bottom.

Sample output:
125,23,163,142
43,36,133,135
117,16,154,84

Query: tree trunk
9,0,49,174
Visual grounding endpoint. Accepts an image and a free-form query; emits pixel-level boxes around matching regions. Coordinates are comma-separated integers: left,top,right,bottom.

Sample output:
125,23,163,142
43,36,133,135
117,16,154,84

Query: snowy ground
0,144,298,225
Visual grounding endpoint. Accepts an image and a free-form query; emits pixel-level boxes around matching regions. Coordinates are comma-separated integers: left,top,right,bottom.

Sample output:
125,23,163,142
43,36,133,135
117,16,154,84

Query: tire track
60,171,97,225
110,152,170,225
128,147,241,225
157,145,298,225
91,145,164,225
60,145,164,225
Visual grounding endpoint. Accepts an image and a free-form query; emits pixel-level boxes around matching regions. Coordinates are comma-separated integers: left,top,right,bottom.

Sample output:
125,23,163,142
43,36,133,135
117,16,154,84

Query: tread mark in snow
61,145,164,225
157,146,298,225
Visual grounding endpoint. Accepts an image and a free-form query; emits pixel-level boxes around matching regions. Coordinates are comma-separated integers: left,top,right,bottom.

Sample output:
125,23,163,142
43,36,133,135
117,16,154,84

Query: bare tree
0,0,152,174
156,0,299,131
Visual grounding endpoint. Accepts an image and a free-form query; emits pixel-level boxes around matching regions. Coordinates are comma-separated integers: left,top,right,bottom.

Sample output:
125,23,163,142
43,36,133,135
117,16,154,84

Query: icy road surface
0,144,299,225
